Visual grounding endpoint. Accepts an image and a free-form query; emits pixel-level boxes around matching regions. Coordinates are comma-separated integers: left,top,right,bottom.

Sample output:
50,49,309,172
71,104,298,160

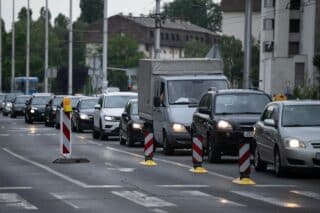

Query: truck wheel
208,138,221,163
163,133,174,155
254,148,267,172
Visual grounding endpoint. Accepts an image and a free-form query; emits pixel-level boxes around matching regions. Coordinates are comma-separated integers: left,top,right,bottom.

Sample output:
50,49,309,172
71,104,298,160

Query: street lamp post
11,0,15,92
102,0,108,90
26,0,30,95
68,0,73,95
44,0,49,92
0,0,2,93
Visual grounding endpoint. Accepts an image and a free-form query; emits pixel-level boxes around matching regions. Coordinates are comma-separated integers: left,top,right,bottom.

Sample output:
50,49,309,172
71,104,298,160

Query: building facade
221,0,261,46
259,0,319,95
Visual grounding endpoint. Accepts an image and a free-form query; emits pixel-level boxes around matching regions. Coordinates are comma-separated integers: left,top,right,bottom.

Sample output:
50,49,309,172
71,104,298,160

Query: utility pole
11,0,15,92
44,0,49,92
102,0,108,90
154,0,161,59
0,0,2,93
243,0,252,89
26,0,30,95
68,0,73,95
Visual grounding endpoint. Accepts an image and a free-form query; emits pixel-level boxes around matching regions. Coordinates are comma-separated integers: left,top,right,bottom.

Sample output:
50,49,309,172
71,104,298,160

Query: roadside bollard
53,97,89,164
140,128,157,166
190,135,207,174
233,139,255,185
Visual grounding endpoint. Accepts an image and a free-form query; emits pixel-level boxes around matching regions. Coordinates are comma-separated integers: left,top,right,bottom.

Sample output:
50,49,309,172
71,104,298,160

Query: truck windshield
168,79,228,105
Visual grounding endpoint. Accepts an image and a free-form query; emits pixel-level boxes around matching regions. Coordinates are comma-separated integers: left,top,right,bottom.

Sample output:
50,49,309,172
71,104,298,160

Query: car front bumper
102,121,120,135
283,148,320,168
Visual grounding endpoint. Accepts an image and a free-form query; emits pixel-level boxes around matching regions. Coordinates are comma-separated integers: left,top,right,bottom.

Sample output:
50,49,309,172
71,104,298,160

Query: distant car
93,92,138,140
191,89,271,162
120,99,144,146
2,93,23,116
254,101,320,176
10,95,32,118
44,95,65,127
71,97,98,132
55,96,82,129
25,94,53,123
0,94,7,111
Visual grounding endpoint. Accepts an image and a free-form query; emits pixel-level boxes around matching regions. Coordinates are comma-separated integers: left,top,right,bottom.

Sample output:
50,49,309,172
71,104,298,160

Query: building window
290,0,301,10
288,42,300,55
171,33,175,41
145,44,150,51
294,63,305,87
161,33,164,40
186,35,189,41
264,0,275,8
200,37,204,42
289,19,300,33
263,19,274,30
176,34,180,41
165,33,169,40
150,31,154,38
195,36,199,41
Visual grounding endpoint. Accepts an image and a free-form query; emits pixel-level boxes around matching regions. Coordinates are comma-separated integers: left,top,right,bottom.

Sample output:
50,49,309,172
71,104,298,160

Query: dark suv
191,89,271,162
10,95,32,118
25,94,53,123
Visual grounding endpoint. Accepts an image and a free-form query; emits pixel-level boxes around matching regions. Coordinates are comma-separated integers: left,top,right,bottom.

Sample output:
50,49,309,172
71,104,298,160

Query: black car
25,94,53,123
10,95,32,118
71,97,98,132
55,96,82,129
44,95,65,127
119,99,144,146
2,93,23,116
191,89,271,162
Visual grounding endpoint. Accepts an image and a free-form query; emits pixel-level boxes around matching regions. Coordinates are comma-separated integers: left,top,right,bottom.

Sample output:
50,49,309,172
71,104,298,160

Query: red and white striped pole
190,135,207,173
140,127,157,166
61,109,72,157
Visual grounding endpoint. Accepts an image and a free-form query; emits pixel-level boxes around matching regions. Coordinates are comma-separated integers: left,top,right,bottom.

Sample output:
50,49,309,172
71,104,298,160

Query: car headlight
30,109,35,113
284,138,306,149
132,123,143,129
104,115,115,121
80,113,89,120
52,107,57,111
172,123,187,133
217,120,233,130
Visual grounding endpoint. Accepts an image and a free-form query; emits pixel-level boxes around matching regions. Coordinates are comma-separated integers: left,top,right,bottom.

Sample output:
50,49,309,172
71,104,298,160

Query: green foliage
79,0,104,24
163,0,222,32
184,40,210,58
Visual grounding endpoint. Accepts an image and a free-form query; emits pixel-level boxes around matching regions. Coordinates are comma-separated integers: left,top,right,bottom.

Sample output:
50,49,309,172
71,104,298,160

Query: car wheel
99,121,108,140
76,121,82,133
208,136,221,163
55,123,60,129
92,127,100,139
119,129,126,145
163,133,174,155
274,147,286,177
254,148,267,172
11,113,16,118
71,120,76,132
127,128,134,147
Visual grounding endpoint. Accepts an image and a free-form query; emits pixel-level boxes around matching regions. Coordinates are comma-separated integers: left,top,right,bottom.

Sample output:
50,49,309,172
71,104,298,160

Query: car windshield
31,96,51,105
53,97,64,106
80,99,98,109
104,96,137,108
168,79,228,105
15,97,30,104
71,98,81,107
282,105,320,127
215,94,270,114
131,102,138,115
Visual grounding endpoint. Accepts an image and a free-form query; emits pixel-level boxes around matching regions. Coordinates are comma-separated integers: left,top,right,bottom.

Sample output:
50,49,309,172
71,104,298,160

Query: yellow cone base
189,167,208,174
232,177,256,185
140,160,157,166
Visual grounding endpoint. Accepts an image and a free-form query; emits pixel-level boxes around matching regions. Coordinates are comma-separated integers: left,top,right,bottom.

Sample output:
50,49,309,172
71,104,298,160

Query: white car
92,92,138,140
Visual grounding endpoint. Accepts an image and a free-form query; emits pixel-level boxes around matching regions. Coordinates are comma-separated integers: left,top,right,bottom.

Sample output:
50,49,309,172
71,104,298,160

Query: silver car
254,100,320,176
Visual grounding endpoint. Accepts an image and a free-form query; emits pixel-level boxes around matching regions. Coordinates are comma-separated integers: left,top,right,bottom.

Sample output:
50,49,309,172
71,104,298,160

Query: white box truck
138,58,229,155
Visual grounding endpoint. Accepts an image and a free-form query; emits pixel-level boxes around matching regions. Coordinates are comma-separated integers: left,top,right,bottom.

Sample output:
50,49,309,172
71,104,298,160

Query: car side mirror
264,119,276,127
94,104,101,110
153,97,161,107
198,107,211,115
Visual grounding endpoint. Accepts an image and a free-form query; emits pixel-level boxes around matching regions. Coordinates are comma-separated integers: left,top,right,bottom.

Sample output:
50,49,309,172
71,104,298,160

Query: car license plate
316,153,320,160
244,131,254,138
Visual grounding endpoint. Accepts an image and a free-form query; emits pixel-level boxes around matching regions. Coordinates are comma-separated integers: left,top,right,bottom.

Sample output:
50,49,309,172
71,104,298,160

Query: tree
79,0,103,24
184,40,210,57
163,0,222,32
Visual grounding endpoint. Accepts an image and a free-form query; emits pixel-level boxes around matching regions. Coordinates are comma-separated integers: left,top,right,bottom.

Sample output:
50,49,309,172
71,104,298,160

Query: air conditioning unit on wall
264,41,274,52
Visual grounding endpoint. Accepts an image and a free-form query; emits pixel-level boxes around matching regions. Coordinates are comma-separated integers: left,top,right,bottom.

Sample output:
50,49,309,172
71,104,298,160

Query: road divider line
232,191,301,208
0,193,38,210
105,146,234,181
87,140,104,146
151,208,168,213
2,148,122,189
0,187,32,190
157,185,209,188
50,193,80,209
290,190,320,200
255,184,296,188
112,191,176,208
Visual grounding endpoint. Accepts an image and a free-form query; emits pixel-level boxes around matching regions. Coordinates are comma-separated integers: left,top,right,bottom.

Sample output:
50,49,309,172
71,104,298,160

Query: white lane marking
181,191,245,207
77,136,86,140
106,146,234,181
87,140,104,146
0,187,32,190
50,193,80,209
255,184,296,188
3,148,122,189
291,190,320,200
105,167,136,172
232,191,301,208
157,185,209,188
151,209,168,213
84,185,123,189
112,191,176,208
0,193,38,210
0,134,10,137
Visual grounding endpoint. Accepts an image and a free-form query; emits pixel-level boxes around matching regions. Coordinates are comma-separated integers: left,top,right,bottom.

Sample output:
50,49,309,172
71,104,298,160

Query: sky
1,0,177,32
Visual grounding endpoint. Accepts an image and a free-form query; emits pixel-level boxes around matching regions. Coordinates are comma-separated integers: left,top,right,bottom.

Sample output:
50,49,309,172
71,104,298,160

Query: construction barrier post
53,97,89,164
233,139,255,185
190,135,207,174
140,124,157,166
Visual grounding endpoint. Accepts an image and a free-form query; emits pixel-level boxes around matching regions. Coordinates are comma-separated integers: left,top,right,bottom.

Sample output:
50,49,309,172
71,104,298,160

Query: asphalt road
0,114,320,212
